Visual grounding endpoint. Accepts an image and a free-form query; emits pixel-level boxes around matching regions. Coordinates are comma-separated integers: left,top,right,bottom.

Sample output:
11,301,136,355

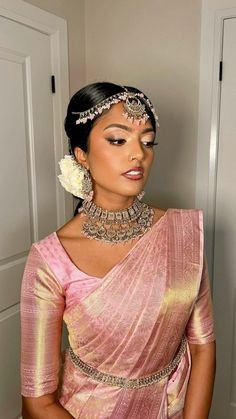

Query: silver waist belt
68,336,187,389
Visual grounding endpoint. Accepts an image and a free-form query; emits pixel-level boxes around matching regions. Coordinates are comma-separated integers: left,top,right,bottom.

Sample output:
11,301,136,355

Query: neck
92,191,136,211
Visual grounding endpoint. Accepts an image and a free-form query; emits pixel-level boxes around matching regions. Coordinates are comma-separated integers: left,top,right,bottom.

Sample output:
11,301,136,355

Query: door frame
0,0,71,232
196,3,236,282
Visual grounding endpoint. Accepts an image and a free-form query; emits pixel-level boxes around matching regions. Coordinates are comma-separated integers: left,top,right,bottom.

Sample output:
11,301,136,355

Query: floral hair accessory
58,155,93,200
71,89,159,127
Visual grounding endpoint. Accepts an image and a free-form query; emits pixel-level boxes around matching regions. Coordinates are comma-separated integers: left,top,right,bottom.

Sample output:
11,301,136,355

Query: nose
128,140,145,162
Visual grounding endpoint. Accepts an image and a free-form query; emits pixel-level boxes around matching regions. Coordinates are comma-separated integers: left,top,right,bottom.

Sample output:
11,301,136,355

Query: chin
124,187,144,196
119,191,142,199
118,185,145,197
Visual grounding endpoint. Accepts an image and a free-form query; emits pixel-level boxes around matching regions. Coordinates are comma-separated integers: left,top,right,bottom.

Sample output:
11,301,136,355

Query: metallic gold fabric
20,209,215,418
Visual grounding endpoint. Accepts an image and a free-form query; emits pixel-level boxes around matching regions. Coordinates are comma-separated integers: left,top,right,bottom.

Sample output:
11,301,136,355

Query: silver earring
81,166,93,201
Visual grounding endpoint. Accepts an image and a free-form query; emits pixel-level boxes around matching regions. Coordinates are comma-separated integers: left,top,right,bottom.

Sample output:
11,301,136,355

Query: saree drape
21,209,215,418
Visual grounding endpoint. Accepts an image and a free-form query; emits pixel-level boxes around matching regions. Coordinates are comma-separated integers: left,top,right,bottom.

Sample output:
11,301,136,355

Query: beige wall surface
85,0,202,208
24,0,86,95
205,0,236,7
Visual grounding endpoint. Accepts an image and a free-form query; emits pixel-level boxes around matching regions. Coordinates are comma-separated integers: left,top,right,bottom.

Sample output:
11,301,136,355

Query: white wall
24,0,86,95
85,0,202,208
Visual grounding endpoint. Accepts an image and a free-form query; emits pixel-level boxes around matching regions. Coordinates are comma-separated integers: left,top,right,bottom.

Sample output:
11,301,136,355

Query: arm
22,392,74,419
183,341,216,419
185,253,216,418
21,245,72,418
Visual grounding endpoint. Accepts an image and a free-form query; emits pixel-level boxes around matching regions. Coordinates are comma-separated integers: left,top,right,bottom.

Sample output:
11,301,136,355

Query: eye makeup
105,137,158,148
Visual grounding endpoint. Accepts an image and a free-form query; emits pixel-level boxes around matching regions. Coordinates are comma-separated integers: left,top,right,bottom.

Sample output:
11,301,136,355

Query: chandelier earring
81,165,93,201
58,155,93,200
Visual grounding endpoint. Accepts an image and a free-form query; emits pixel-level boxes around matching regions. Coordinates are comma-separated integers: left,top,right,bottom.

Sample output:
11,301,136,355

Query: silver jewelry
123,94,148,124
81,166,93,201
80,198,154,243
72,89,159,127
137,190,145,201
68,336,187,389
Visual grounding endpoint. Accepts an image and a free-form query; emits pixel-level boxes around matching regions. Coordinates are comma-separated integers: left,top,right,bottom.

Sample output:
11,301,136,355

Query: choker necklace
80,199,154,243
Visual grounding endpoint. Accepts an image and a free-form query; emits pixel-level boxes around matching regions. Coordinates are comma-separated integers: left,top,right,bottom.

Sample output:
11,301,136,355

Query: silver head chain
71,89,159,126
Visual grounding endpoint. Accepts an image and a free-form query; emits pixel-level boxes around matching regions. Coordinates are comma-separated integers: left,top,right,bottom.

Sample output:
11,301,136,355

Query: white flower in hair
58,155,85,199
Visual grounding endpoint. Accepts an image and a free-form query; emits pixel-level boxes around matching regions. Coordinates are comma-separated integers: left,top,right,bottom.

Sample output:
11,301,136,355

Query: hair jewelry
123,95,148,124
72,89,159,126
58,155,93,200
80,198,154,243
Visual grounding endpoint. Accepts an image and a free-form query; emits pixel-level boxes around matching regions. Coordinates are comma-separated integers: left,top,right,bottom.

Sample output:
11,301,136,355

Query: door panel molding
231,289,236,406
0,0,71,227
196,4,236,279
0,260,26,312
197,4,236,418
0,302,20,321
0,50,37,243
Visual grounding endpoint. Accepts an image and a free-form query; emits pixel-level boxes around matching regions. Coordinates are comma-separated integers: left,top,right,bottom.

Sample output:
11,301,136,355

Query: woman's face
75,102,156,204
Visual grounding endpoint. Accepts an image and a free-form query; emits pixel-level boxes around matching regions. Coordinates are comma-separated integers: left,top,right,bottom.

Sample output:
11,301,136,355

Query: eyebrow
103,123,154,134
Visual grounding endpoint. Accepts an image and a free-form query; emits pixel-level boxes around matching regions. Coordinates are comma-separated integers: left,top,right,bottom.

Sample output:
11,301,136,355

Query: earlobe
74,147,89,169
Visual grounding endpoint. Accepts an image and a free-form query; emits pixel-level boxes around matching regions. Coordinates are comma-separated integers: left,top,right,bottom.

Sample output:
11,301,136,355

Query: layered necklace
80,198,154,244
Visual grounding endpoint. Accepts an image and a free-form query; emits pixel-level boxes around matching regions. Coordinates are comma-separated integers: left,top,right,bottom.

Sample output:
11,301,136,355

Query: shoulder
151,206,203,226
167,207,203,220
151,207,167,224
24,233,59,278
151,206,202,217
26,231,72,289
31,232,57,257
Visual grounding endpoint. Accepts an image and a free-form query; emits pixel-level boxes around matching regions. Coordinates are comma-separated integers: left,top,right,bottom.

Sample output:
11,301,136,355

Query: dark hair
64,82,156,155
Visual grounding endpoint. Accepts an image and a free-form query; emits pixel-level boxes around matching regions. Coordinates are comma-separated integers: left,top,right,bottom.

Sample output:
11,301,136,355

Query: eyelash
106,138,158,148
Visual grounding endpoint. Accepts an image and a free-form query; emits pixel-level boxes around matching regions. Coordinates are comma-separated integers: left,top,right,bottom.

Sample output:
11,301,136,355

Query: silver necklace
80,198,154,243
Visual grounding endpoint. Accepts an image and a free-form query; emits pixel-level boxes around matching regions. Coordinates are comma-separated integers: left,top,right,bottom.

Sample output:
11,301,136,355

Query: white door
210,17,236,419
0,14,68,419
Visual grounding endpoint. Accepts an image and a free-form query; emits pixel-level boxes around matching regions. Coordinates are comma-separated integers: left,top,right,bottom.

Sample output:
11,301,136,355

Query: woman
20,82,216,418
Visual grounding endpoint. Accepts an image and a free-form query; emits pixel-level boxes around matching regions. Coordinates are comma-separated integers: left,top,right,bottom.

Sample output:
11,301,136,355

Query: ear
74,147,89,170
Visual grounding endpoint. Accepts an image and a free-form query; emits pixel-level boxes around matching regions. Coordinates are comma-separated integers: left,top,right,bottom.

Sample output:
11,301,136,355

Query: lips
122,167,144,180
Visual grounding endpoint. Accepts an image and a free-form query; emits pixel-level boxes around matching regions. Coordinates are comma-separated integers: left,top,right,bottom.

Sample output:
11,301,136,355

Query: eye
141,140,159,148
105,138,126,146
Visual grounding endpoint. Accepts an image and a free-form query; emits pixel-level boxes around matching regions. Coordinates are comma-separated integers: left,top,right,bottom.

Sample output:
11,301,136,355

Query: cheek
88,149,119,181
88,140,126,166
144,151,154,168
149,151,154,162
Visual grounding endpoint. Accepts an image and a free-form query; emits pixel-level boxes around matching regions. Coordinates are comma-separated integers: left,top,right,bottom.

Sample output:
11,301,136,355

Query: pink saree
21,209,215,418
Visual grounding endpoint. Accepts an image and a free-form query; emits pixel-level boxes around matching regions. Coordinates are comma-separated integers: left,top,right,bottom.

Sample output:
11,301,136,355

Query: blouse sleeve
185,254,215,344
20,244,65,397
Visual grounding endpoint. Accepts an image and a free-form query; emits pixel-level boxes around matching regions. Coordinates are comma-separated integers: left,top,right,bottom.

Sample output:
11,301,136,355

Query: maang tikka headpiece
72,87,159,126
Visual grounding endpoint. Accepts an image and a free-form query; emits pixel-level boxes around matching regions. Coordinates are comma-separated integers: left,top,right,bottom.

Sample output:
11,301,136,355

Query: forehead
92,102,154,132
